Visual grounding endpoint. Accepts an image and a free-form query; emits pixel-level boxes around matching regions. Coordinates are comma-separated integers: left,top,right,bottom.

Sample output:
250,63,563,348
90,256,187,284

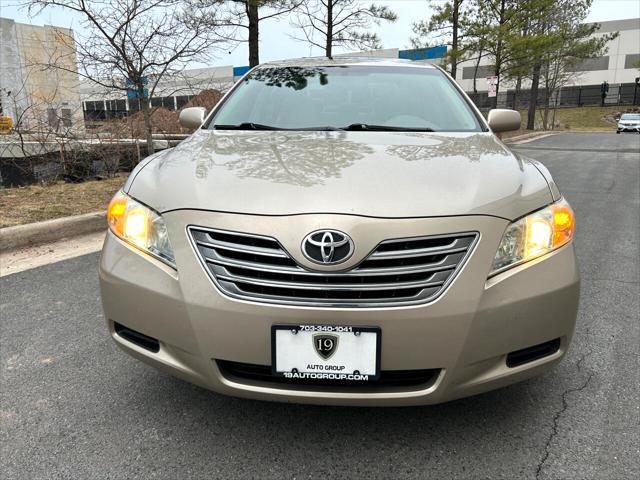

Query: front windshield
621,114,640,120
207,65,483,132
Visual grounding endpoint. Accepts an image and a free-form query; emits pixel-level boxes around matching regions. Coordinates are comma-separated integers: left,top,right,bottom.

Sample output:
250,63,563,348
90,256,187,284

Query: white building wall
0,18,28,122
0,17,84,132
335,48,399,59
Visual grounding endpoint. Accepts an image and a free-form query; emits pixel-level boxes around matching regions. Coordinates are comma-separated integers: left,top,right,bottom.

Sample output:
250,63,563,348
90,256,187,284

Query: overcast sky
1,0,638,68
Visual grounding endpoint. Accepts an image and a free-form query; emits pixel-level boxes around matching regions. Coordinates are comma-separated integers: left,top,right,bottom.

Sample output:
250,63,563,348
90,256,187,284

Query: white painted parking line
507,133,557,145
0,230,105,277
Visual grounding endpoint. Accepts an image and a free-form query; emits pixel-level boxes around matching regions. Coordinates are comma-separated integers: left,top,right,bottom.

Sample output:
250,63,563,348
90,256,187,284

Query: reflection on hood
131,130,551,220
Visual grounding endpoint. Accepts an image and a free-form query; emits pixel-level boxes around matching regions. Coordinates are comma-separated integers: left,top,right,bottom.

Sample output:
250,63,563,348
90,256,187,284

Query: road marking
506,133,556,145
0,230,105,277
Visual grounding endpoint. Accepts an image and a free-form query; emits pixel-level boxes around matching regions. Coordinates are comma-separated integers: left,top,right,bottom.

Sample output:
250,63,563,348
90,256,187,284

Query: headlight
490,198,574,276
107,191,176,268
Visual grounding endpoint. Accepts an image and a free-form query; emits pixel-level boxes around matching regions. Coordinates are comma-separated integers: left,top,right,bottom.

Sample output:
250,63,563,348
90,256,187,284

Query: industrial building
0,17,84,133
80,65,237,121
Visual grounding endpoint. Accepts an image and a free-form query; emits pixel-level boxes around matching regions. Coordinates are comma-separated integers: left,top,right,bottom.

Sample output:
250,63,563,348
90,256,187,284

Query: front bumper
99,211,580,406
617,124,640,132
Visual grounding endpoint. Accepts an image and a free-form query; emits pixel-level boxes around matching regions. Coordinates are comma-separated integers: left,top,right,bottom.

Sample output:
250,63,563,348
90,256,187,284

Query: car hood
127,130,553,220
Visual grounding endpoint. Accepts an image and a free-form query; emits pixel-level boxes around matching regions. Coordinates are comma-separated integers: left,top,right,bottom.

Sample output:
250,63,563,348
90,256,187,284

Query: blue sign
398,46,447,61
126,77,148,99
233,66,251,77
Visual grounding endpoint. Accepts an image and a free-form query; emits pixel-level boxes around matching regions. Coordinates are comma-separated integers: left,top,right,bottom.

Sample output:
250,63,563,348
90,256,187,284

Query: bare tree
0,23,120,185
1,77,102,184
1,76,55,173
197,1,302,67
27,0,226,156
291,0,397,58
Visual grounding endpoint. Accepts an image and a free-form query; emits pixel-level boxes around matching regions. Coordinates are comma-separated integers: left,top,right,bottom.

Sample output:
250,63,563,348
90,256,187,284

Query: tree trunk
492,65,500,110
325,0,333,58
512,76,521,109
542,92,551,130
473,47,483,94
527,63,541,130
139,86,154,156
247,1,259,67
491,0,506,110
59,142,66,177
451,0,459,79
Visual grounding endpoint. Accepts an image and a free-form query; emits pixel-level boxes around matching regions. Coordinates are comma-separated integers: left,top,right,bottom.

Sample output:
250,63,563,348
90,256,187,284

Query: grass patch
548,105,623,131
0,174,127,228
500,105,626,139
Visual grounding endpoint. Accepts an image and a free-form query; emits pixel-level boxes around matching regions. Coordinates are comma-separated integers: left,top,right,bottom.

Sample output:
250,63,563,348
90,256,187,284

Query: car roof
259,56,439,70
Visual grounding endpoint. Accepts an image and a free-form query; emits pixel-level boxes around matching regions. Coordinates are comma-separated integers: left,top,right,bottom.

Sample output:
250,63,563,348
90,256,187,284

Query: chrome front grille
188,227,478,307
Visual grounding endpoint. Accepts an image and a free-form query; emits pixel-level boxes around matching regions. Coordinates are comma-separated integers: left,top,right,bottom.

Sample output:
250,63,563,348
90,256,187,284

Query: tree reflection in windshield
209,65,482,131
247,67,332,90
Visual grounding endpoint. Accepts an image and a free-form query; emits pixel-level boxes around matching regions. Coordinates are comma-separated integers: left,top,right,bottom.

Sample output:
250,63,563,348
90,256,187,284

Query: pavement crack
582,278,639,285
535,354,595,480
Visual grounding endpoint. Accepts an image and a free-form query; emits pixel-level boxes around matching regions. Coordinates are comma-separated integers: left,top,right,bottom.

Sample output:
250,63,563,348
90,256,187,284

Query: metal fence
468,81,640,110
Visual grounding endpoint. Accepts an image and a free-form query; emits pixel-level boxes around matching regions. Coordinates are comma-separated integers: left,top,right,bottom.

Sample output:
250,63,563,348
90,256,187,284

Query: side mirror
487,109,521,133
179,107,206,129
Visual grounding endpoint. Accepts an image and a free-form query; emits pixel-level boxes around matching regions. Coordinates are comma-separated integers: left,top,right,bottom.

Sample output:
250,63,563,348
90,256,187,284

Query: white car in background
616,113,640,133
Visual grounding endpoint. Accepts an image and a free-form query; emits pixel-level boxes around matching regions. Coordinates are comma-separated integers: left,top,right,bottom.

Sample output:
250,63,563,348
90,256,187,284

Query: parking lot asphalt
1,133,638,479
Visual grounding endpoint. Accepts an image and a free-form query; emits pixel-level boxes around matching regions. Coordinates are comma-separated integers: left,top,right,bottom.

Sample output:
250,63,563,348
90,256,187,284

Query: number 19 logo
313,334,338,360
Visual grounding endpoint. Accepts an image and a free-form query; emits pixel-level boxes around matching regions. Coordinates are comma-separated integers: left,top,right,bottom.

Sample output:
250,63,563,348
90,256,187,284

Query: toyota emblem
302,230,354,265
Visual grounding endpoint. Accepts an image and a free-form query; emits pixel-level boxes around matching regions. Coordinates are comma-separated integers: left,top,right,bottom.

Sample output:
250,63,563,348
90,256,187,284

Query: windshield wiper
342,123,435,132
213,123,343,131
297,126,345,131
213,122,281,130
213,122,434,132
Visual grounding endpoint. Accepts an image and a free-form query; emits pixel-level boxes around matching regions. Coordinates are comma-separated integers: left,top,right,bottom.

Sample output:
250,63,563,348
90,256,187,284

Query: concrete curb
0,211,106,252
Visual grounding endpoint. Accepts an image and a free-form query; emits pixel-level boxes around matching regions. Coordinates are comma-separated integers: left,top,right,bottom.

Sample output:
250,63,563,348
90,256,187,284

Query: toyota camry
99,58,579,406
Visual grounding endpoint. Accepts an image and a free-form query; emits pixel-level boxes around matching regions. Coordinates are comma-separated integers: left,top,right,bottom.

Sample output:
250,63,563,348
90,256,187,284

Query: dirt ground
0,174,127,228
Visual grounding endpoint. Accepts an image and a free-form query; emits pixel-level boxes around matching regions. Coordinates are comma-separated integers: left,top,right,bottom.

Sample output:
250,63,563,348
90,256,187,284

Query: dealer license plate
272,325,381,382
